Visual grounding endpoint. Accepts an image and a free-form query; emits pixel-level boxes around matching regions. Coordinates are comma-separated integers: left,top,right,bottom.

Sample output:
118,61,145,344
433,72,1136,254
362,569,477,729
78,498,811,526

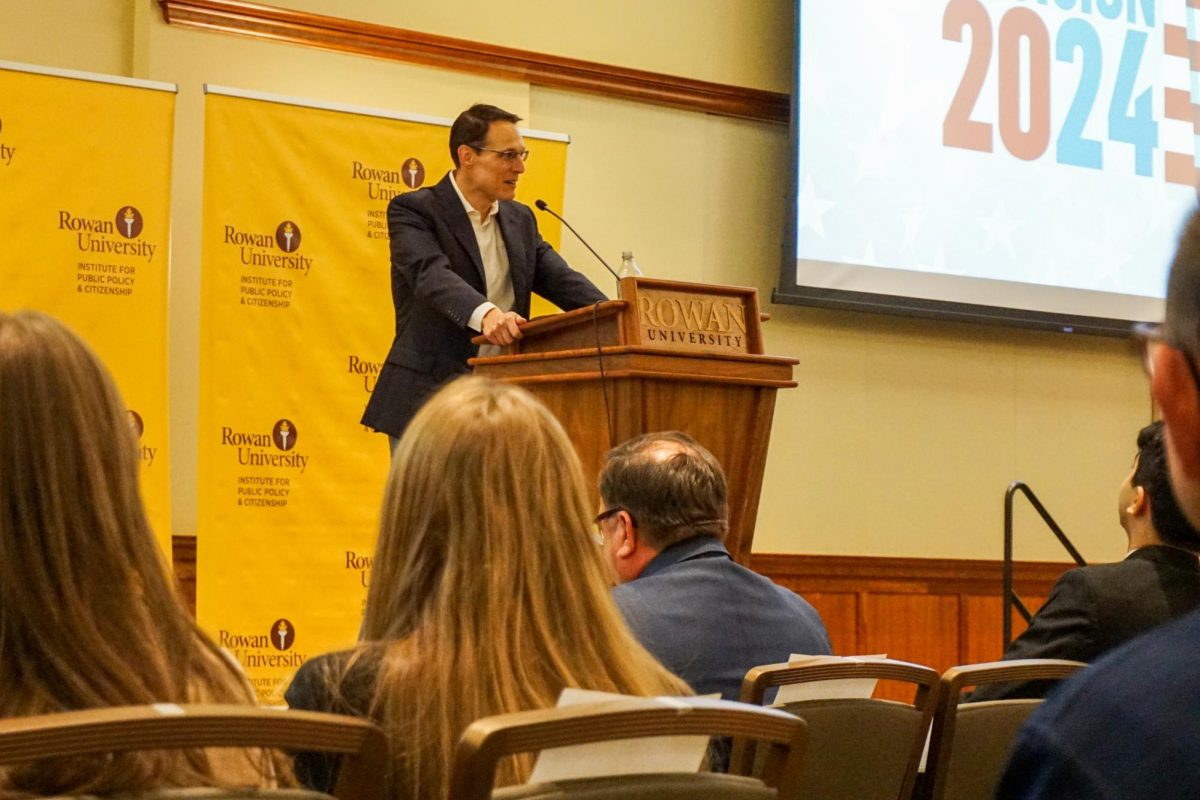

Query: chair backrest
733,656,940,800
922,659,1085,800
447,697,807,800
0,703,389,800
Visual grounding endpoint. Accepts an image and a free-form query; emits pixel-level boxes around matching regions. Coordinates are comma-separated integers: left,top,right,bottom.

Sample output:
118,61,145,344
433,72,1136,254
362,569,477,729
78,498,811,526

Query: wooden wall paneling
156,0,790,123
800,592,859,655
860,593,962,701
749,553,1070,699
960,593,1049,665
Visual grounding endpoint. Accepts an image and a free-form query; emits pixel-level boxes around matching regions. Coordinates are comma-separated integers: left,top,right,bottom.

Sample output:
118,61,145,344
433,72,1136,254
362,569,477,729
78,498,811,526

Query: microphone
535,199,621,286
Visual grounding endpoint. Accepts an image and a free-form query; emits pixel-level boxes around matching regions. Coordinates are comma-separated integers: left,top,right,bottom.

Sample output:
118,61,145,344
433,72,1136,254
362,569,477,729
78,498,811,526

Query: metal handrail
1003,481,1087,647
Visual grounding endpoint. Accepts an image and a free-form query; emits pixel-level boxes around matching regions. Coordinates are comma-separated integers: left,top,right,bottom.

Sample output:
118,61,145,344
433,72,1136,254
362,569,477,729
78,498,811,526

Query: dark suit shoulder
1062,550,1200,600
285,645,384,718
388,184,438,213
498,198,535,221
285,645,387,793
388,173,460,213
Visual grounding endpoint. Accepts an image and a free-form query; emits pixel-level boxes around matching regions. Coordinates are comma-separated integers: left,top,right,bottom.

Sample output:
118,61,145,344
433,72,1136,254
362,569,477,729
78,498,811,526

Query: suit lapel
497,202,530,313
433,175,487,289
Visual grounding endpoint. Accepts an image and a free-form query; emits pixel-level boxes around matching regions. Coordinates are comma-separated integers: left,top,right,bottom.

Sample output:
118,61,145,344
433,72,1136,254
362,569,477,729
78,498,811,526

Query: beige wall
0,0,133,76
3,1,1151,562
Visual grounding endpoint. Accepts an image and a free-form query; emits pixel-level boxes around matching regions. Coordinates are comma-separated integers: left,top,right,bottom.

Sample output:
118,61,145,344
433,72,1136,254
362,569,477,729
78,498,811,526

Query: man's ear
615,511,638,559
456,144,475,168
1153,347,1200,478
1128,485,1148,517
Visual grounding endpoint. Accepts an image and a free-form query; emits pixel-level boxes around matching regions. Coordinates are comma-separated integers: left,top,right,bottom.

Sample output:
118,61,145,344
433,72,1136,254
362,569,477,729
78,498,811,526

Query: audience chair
447,697,807,800
920,659,1085,800
733,656,940,800
0,703,388,800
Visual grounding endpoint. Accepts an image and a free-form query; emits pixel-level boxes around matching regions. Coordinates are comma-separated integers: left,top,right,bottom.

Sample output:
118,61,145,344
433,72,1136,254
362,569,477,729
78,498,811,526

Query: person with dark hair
360,103,605,447
996,207,1200,799
597,431,831,701
972,420,1200,701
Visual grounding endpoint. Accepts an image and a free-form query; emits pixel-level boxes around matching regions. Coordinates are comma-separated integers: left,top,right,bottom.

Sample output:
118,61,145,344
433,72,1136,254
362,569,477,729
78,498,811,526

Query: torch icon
123,207,136,238
407,159,419,188
282,222,294,252
275,620,289,650
279,420,291,450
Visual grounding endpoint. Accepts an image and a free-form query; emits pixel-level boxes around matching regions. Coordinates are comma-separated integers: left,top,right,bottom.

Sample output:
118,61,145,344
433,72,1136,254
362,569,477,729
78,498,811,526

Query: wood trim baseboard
171,537,1070,621
156,0,790,123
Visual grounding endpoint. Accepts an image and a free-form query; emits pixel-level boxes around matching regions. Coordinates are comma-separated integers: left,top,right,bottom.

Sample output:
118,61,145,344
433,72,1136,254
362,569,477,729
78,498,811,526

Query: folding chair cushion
936,700,1040,800
775,698,925,800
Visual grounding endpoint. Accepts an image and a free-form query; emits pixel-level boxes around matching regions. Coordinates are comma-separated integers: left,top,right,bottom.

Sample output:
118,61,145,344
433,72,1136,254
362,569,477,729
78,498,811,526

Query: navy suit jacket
971,544,1200,701
612,536,832,700
996,607,1200,799
361,174,606,437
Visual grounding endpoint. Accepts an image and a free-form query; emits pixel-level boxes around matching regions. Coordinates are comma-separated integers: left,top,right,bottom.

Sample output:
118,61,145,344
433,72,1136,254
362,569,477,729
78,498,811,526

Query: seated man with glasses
597,431,832,701
361,103,605,448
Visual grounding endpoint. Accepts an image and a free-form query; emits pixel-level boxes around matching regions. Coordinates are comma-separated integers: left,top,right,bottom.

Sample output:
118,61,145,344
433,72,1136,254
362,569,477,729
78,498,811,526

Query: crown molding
157,0,790,123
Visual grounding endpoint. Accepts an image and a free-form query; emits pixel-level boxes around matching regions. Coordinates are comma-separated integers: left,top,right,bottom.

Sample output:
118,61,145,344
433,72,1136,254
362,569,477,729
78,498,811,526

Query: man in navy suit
361,104,605,445
597,431,832,700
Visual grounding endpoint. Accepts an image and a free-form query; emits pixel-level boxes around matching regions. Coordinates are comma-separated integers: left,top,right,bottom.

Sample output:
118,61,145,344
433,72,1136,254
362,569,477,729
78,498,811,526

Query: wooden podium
470,277,797,563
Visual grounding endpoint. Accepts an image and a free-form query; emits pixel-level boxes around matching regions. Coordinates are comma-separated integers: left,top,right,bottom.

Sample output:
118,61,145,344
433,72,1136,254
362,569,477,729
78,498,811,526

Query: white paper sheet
526,689,716,784
772,654,889,704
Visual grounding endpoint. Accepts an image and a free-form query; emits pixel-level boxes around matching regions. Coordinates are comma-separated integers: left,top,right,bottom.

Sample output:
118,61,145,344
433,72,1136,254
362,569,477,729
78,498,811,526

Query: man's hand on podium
482,308,527,346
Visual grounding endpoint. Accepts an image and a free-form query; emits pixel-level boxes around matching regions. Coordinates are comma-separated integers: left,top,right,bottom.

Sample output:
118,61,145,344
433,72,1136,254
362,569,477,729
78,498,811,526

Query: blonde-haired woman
287,376,690,796
0,310,284,793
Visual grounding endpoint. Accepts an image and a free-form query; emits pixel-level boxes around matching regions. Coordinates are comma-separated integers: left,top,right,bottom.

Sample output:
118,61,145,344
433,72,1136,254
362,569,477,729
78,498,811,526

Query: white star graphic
797,175,836,238
851,137,891,181
916,246,952,275
851,239,878,267
1082,230,1134,293
979,203,1021,256
900,206,926,252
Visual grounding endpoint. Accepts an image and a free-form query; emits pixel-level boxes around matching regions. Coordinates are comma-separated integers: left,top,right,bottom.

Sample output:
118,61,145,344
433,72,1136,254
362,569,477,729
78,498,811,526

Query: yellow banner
0,64,174,559
197,89,570,703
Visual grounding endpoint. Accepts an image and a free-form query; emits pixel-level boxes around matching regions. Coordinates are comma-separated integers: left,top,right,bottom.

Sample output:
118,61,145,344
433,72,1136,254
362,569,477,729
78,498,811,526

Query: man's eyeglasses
1134,322,1200,391
471,145,530,163
592,506,635,545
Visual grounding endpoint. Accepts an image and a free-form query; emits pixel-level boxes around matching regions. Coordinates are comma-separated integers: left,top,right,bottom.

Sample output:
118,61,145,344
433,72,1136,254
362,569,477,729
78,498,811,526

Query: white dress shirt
449,171,515,334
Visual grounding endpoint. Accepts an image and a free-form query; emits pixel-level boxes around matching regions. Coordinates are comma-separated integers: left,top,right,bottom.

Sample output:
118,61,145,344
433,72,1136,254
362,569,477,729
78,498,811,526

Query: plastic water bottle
618,250,644,278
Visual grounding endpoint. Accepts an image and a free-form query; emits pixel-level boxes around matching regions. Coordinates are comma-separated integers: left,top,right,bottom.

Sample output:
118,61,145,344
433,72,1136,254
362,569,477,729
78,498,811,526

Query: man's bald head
599,431,728,550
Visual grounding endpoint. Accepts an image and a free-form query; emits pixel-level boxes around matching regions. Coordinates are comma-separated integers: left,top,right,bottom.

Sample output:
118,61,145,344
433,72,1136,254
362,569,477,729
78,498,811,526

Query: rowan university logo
270,618,295,651
275,221,301,253
404,157,426,189
115,206,144,239
272,419,297,451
